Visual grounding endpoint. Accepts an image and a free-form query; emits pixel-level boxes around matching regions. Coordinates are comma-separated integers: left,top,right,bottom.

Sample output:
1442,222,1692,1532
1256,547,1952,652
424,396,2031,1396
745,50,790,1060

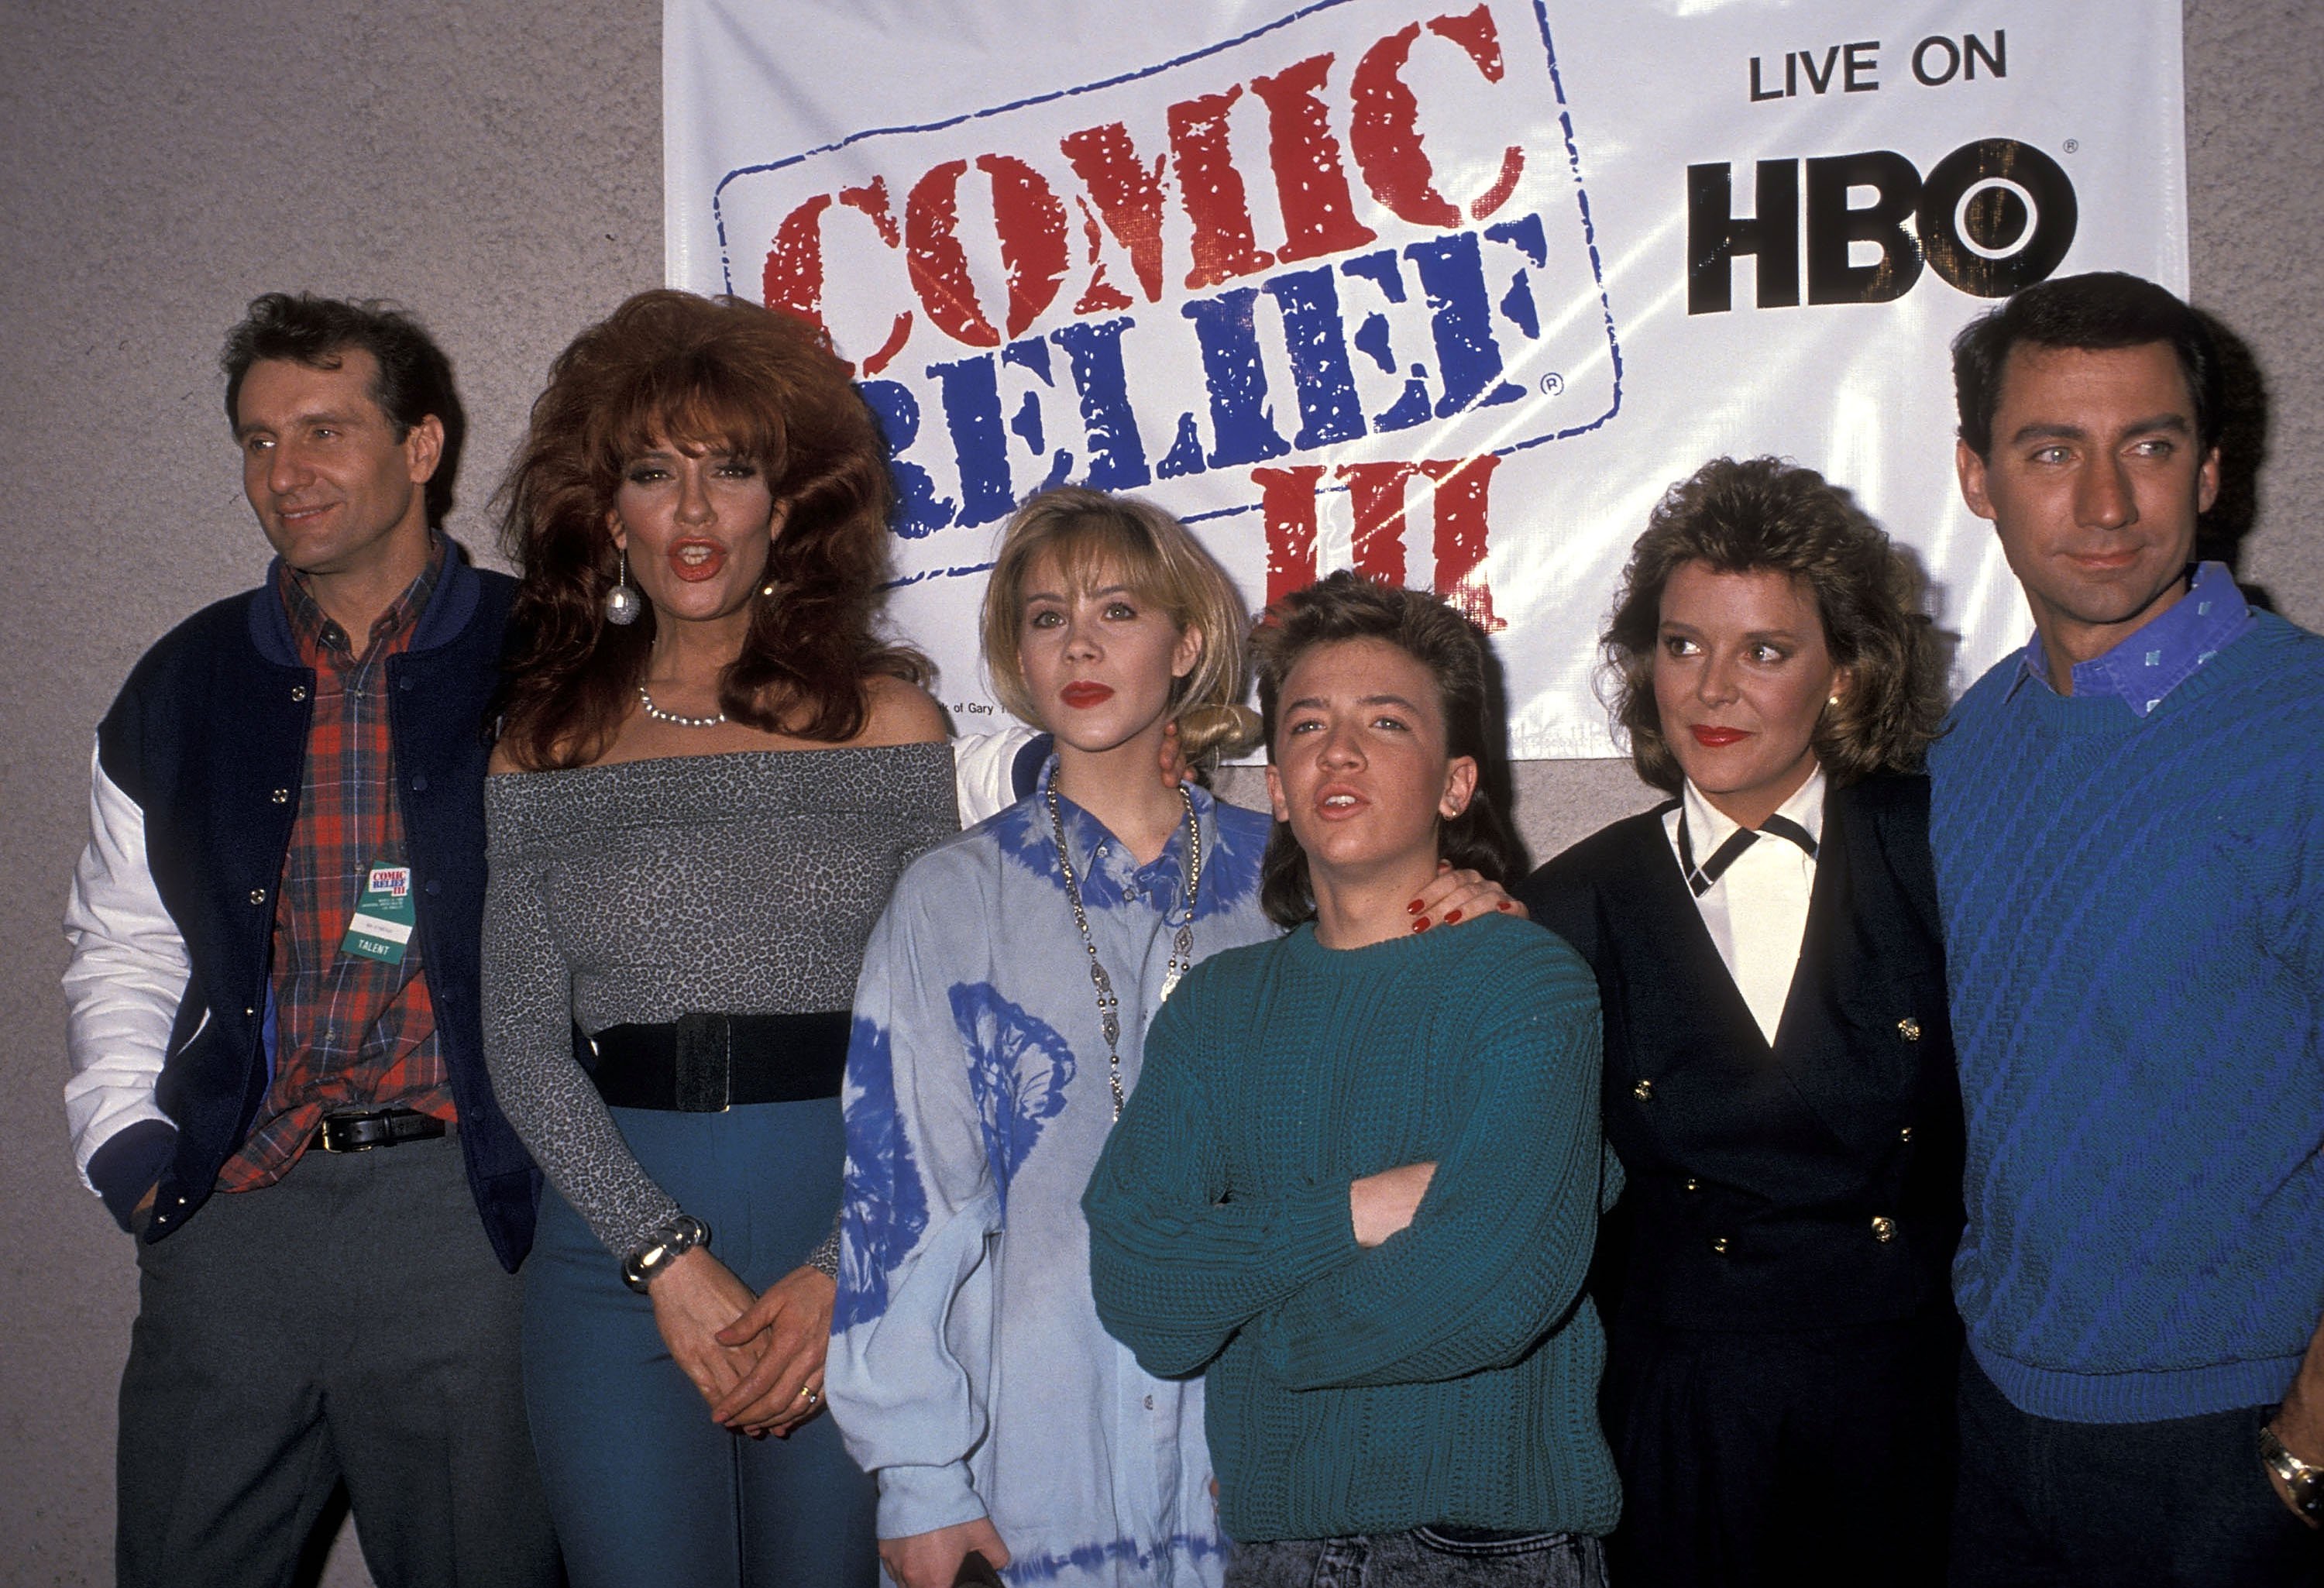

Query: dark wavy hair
221,292,465,525
1252,572,1521,927
493,290,920,768
1953,270,2221,457
1604,456,1947,793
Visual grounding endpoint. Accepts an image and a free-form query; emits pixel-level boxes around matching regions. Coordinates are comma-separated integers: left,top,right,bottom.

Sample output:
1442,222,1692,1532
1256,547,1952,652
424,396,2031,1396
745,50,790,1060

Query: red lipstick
1691,726,1752,748
669,539,726,583
1060,682,1113,709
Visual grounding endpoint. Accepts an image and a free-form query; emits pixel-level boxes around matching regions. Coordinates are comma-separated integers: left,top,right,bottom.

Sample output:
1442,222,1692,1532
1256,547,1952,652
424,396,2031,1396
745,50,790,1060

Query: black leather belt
314,1109,448,1153
578,1012,852,1112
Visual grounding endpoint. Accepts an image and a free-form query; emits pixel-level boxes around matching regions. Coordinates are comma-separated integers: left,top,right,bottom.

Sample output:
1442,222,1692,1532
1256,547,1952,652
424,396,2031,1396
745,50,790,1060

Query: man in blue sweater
62,294,556,1586
1931,270,2324,1583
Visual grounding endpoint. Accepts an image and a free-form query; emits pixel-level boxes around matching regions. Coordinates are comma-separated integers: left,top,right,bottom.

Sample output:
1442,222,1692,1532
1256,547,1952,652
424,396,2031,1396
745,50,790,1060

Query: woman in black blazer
1520,456,1961,1588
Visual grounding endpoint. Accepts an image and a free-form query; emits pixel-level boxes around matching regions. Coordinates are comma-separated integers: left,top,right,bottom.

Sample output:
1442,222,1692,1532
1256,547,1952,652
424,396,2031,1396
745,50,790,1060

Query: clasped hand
645,1246,835,1437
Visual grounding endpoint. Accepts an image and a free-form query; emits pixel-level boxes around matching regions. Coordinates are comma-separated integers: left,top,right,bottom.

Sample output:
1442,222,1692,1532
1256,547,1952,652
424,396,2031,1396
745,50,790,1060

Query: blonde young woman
826,492,1512,1588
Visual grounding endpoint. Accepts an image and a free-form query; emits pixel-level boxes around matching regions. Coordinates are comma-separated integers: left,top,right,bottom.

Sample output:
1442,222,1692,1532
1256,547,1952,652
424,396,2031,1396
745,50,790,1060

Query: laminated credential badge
342,864,417,964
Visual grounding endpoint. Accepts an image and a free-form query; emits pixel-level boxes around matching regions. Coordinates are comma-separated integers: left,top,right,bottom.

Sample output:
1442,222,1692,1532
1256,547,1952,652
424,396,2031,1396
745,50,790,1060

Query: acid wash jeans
1226,1527,1609,1587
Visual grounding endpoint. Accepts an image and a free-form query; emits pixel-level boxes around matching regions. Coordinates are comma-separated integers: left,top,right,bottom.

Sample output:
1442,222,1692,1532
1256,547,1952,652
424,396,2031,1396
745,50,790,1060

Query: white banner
666,0,2185,757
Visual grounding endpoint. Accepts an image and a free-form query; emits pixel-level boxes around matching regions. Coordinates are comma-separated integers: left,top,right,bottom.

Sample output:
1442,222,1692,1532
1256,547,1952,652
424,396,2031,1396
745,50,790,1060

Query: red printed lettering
1170,86,1276,290
1351,6,1526,229
1254,464,1326,607
1061,122,1170,309
1250,53,1379,263
1258,456,1504,627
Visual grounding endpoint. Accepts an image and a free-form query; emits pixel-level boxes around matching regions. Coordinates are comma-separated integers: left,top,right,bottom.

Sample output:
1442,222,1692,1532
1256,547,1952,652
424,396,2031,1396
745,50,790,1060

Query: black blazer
1520,773,1963,1332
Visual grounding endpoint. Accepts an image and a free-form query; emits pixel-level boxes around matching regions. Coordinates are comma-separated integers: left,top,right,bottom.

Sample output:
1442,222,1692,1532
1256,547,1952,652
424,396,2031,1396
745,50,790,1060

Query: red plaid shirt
217,539,457,1191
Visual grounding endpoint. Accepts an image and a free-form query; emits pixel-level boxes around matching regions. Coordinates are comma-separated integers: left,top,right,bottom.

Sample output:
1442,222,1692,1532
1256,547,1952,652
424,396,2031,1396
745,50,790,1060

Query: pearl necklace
637,684,727,729
1047,782,1202,1120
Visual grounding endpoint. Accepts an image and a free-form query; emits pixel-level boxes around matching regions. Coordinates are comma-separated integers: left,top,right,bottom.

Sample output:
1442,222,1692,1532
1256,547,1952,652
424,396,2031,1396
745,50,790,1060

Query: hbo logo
1687,138,2076,313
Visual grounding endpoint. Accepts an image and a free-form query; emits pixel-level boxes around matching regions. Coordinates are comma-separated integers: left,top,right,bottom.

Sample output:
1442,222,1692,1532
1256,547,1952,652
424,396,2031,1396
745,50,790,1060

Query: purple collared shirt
2014,562,2256,716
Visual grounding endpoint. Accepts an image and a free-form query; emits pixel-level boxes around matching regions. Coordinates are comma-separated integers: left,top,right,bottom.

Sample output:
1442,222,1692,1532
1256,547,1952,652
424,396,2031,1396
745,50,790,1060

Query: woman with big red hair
481,289,954,1586
1520,455,1962,1586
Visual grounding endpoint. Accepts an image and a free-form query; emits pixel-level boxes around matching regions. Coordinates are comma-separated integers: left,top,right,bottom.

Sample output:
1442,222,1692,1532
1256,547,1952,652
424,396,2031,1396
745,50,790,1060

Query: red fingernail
1497,901,1513,912
1443,909,1463,925
1411,917,1430,933
1408,899,1425,914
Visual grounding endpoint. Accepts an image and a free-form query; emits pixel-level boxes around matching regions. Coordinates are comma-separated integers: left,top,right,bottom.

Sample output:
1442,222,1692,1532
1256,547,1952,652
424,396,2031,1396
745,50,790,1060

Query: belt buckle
318,1109,401,1153
672,1014,733,1113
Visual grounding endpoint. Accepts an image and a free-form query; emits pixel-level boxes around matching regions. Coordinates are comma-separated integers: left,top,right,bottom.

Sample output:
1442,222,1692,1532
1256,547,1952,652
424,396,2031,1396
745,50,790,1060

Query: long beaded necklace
1047,781,1203,1120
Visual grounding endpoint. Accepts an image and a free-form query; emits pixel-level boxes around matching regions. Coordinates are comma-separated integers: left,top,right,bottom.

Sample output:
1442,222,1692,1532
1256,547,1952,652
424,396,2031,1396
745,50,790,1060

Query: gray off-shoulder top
481,744,957,1256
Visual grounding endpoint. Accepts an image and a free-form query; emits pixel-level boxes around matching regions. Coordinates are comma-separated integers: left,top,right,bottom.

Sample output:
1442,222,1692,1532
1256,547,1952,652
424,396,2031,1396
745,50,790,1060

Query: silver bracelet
621,1214,710,1293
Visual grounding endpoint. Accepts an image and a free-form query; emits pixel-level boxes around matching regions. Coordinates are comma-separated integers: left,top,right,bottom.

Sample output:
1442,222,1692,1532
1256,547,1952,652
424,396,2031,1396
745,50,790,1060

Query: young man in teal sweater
1085,574,1620,1586
1934,271,2324,1583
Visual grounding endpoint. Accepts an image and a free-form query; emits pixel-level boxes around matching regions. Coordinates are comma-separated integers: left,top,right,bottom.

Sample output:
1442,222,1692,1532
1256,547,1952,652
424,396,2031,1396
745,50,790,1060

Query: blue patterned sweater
1929,611,2324,1423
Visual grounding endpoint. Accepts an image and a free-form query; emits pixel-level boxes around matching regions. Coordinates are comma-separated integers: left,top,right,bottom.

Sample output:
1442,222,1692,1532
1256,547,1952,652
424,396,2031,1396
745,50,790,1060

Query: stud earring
1827,695,1841,710
759,578,778,598
604,547,642,626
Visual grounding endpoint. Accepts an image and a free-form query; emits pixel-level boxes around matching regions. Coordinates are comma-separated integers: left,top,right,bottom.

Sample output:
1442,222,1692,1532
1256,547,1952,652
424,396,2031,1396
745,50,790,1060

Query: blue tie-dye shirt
829,758,1276,1586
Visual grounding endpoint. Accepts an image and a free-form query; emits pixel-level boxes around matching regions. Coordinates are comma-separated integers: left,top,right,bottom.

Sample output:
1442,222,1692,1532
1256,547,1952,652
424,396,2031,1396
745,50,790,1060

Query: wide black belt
577,1011,851,1112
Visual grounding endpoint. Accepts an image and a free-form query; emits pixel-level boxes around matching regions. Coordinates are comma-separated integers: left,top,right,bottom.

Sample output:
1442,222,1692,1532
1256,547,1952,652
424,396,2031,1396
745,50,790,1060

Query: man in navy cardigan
62,294,557,1586
1931,271,2324,1583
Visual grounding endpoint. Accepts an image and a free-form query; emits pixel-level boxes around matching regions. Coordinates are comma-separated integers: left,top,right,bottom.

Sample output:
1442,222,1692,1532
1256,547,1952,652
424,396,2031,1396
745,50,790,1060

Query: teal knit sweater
1083,913,1621,1542
1930,613,2324,1422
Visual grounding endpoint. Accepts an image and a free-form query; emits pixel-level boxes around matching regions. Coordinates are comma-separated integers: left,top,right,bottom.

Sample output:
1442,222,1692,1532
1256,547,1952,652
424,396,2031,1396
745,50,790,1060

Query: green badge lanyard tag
342,863,417,964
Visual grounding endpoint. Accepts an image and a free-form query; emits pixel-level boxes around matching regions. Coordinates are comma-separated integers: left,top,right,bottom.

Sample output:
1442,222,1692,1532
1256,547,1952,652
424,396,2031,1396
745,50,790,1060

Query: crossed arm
1085,940,1607,1388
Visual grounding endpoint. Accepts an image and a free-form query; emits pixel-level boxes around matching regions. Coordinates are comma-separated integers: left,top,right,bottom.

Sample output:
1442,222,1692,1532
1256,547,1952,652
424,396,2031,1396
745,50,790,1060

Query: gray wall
2,2,2316,1581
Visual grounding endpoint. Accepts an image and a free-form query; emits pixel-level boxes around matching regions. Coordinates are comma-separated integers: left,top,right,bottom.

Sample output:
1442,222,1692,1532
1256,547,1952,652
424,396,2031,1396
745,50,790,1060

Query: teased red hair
493,290,919,768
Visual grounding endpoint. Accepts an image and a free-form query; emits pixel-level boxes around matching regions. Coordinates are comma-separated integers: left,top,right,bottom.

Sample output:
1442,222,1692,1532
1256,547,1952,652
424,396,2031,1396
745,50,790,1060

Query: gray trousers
1228,1528,1609,1587
116,1133,559,1588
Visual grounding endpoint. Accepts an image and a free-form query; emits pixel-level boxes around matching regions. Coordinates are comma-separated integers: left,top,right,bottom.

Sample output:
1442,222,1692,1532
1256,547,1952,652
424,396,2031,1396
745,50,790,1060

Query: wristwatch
621,1214,710,1293
2259,1421,2324,1524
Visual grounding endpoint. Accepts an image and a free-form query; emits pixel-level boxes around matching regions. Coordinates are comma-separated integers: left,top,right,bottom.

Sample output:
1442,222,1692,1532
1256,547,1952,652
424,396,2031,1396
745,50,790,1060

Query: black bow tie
1678,809,1819,898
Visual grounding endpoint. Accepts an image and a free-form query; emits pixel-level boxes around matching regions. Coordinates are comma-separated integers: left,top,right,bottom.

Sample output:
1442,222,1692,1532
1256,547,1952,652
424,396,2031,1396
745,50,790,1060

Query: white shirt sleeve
951,726,1044,827
61,738,188,1188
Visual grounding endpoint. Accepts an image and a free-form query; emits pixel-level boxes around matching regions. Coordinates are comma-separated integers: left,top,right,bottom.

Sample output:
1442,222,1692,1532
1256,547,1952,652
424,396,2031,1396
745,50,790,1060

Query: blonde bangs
982,487,1251,744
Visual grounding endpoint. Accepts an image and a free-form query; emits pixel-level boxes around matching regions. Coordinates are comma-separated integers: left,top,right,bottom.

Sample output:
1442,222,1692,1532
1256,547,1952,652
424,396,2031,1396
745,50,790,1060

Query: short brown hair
1604,455,1946,793
222,292,464,526
493,290,920,768
1953,270,2220,457
980,486,1257,765
1252,572,1521,927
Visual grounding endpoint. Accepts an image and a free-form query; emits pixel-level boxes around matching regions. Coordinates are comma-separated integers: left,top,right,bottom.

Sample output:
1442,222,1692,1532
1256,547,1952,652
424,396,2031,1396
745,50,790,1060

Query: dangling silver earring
604,547,642,626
